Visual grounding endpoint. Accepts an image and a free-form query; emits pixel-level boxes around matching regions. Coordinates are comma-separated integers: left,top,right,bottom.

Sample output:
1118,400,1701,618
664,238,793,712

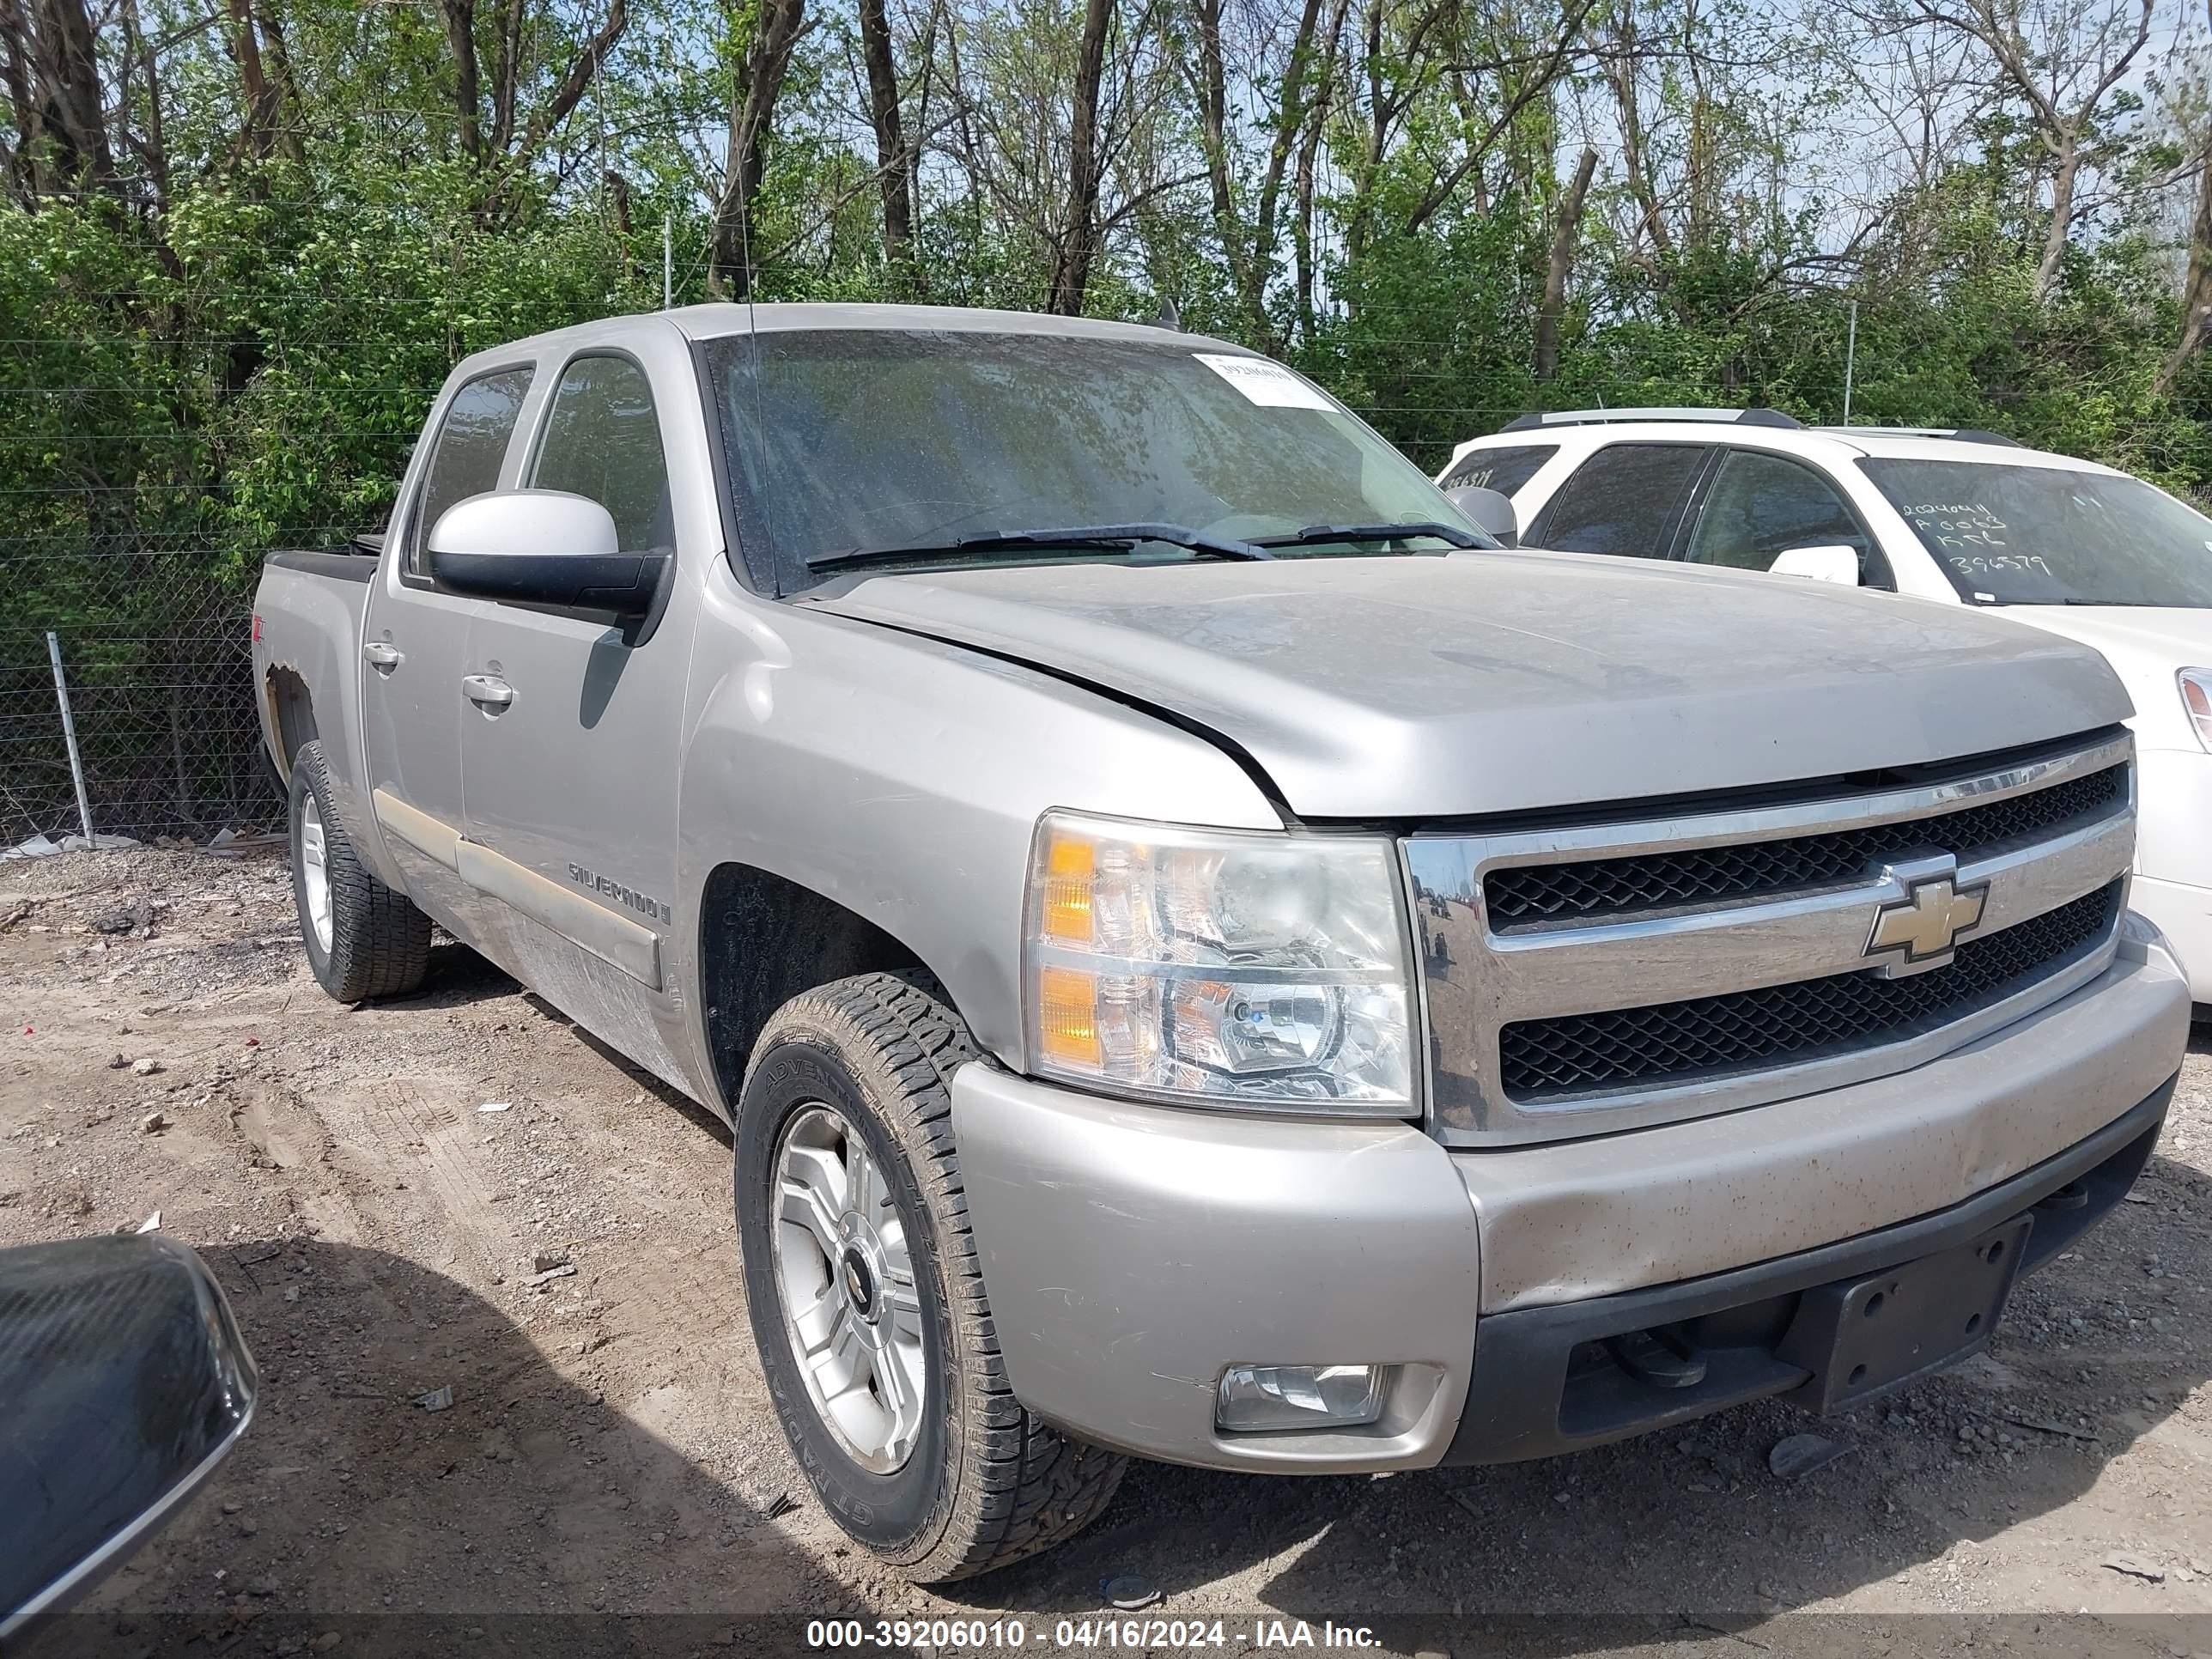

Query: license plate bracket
1778,1214,2033,1413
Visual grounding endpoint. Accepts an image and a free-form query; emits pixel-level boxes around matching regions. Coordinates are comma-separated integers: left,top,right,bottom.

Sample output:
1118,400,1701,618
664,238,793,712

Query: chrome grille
1485,763,2127,928
1499,881,2120,1100
1404,732,2135,1145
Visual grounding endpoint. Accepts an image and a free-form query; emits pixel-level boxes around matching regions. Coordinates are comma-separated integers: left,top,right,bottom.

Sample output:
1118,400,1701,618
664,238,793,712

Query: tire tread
291,740,433,1001
745,970,1127,1581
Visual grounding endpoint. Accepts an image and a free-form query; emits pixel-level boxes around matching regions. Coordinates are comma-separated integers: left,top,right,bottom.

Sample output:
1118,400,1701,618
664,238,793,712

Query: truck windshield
702,327,1475,590
1858,457,2212,608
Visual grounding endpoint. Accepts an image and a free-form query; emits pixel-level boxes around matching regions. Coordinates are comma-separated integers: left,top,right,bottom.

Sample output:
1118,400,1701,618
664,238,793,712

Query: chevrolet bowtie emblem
1867,862,1987,968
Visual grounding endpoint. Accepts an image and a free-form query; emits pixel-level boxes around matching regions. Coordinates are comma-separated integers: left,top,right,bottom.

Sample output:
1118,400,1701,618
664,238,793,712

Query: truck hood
1988,602,2210,753
808,551,2133,819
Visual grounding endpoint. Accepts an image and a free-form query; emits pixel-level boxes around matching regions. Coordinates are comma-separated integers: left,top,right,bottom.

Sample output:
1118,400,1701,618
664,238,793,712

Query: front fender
670,571,1282,1090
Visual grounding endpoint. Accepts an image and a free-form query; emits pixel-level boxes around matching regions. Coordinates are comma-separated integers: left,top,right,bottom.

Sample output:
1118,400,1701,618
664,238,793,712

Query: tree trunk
1192,0,1250,319
116,0,171,208
3,0,44,198
1238,0,1333,343
1287,0,1346,344
1292,95,1323,345
857,0,915,261
225,0,278,160
1681,0,1716,252
604,167,634,237
711,0,807,298
1047,0,1114,315
1534,146,1598,381
491,0,526,153
2033,131,2079,303
252,0,303,162
1605,12,1671,269
24,0,114,190
441,0,483,163
1341,0,1386,272
2160,147,2212,394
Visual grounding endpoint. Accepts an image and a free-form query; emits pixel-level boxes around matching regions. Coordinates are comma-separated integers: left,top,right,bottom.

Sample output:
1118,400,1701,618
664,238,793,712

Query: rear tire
288,740,432,1001
735,970,1126,1582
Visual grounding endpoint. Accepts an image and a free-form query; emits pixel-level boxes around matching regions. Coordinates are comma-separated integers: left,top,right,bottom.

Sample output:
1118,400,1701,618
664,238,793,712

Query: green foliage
6,0,2212,597
9,0,2212,840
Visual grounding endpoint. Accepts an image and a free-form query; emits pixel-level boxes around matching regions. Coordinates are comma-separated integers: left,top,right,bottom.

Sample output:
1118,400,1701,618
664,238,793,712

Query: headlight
2180,668,2212,752
1023,811,1416,1115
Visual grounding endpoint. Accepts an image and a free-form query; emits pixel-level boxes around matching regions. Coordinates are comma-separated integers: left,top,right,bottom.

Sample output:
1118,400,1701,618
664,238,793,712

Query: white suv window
1528,443,1710,557
1681,450,1885,585
1441,443,1557,495
1861,457,2212,606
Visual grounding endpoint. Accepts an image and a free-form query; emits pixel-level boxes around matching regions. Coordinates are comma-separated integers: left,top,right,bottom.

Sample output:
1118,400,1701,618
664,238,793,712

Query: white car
1438,409,2212,1009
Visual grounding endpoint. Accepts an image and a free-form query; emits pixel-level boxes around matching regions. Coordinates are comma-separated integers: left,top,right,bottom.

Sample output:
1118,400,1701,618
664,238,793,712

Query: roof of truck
466,302,1253,361
671,301,1248,351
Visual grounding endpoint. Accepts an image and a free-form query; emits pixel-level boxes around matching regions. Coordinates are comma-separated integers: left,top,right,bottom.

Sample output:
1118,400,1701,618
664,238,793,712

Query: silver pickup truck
253,303,2191,1581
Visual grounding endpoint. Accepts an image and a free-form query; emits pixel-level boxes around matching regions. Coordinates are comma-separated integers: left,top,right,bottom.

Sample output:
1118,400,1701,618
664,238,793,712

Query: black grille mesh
1486,763,2125,928
1499,882,2119,1101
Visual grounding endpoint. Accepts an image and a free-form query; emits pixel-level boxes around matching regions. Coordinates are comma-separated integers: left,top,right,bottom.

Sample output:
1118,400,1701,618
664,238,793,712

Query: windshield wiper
805,522,1274,574
1251,521,1492,551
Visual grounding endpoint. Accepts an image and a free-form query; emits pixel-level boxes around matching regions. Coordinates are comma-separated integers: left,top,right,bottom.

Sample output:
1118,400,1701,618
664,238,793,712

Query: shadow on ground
377,940,523,1011
22,1000,2204,1659
18,1147,2209,1658
22,1238,852,1659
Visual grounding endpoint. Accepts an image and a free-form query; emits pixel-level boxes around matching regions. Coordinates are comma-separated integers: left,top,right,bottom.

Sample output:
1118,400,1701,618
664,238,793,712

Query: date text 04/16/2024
804,1618,1385,1650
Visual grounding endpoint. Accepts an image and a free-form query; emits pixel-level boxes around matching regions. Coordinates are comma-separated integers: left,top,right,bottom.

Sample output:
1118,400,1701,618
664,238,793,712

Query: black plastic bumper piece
1442,1074,2175,1466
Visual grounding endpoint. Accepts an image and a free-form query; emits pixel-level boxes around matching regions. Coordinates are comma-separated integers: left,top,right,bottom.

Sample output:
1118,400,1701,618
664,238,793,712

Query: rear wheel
734,971,1126,1581
287,740,432,1001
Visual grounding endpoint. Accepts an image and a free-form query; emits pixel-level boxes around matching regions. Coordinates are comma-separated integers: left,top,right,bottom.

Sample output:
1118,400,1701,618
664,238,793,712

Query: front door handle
461,673,515,709
362,641,404,671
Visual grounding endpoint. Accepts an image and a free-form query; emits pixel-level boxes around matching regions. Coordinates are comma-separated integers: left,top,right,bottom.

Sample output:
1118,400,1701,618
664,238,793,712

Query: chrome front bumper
951,930,2189,1473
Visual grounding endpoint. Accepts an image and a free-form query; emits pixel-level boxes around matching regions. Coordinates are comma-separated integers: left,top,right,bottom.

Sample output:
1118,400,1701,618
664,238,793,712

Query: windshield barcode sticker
1194,353,1334,410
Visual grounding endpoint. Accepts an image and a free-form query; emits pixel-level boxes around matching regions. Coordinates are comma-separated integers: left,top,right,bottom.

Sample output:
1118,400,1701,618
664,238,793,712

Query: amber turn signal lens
1039,828,1097,943
1036,965,1102,1066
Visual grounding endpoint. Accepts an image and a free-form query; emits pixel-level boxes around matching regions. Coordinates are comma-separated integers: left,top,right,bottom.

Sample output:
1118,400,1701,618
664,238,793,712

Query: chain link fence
1,537,337,848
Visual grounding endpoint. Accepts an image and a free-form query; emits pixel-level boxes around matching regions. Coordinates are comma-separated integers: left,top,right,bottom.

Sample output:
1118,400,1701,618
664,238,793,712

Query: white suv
1439,409,2212,1008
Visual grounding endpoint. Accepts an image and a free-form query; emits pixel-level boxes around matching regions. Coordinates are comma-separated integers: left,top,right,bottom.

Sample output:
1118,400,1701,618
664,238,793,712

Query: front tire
287,740,432,1001
735,971,1126,1582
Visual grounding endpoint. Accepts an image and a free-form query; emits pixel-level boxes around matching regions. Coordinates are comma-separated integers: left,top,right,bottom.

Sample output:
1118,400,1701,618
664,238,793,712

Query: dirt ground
4,844,2211,1659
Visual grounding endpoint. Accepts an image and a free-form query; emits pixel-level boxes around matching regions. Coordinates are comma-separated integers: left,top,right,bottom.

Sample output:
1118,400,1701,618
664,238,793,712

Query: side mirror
1768,544,1861,586
1443,483,1518,548
1,1234,258,1639
428,489,669,617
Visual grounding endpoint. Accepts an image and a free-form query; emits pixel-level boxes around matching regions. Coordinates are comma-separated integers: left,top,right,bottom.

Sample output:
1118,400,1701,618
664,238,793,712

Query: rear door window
408,367,534,575
1440,443,1558,496
1527,443,1711,557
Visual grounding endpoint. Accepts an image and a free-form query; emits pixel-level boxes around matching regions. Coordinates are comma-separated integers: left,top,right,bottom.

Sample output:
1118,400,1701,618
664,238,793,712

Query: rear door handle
461,674,515,709
362,641,403,671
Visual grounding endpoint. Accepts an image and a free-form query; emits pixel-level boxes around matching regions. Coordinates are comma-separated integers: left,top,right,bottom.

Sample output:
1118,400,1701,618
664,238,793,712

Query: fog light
1215,1364,1387,1432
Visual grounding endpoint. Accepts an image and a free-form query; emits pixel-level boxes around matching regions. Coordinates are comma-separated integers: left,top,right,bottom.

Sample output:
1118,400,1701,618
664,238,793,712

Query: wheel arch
262,664,318,783
697,862,958,1112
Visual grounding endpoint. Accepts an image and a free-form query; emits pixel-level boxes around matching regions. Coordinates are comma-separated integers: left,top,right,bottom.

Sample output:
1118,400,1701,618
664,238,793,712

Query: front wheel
734,971,1126,1581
